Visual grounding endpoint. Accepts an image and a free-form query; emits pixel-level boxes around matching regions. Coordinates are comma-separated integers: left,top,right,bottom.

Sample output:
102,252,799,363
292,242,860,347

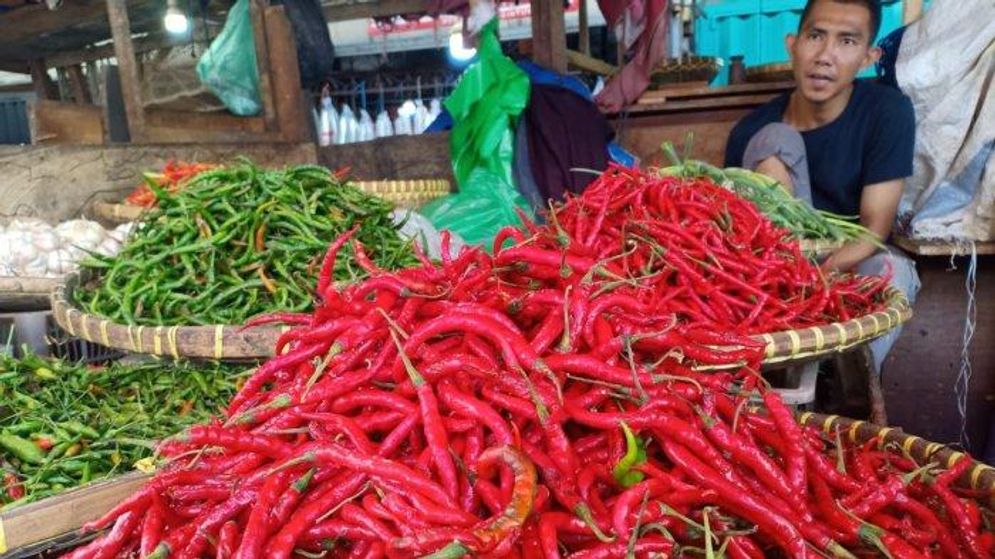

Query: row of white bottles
316,92,442,146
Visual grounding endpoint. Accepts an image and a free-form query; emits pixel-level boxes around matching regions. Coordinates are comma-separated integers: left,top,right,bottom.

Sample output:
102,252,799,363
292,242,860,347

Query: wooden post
903,0,923,23
249,0,278,131
28,59,59,100
579,0,590,56
531,0,567,73
264,5,311,142
106,0,146,142
66,64,93,104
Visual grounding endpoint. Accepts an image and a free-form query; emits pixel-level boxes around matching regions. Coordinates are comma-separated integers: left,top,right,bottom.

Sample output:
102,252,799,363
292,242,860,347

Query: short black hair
799,0,882,43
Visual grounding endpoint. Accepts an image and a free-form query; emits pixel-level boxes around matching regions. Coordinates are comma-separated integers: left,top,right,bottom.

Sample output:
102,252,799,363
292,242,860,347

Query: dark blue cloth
724,80,915,216
516,60,593,100
876,26,907,89
425,109,453,133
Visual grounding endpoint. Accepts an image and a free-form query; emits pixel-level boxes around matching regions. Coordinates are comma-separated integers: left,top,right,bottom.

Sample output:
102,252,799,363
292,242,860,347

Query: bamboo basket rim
797,238,844,257
92,179,452,223
799,412,995,503
695,286,912,369
51,273,285,361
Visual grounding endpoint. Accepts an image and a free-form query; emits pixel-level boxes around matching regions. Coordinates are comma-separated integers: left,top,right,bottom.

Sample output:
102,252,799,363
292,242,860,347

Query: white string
953,241,977,448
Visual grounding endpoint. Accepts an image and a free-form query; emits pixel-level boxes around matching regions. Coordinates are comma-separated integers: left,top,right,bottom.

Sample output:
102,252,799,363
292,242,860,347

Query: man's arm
821,179,904,273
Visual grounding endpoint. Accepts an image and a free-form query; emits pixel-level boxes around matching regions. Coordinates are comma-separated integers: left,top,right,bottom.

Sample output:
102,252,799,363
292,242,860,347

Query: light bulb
448,32,476,62
164,4,189,35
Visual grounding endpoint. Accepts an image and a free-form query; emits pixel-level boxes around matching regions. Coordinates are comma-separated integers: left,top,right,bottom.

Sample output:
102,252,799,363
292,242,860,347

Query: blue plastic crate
695,0,930,85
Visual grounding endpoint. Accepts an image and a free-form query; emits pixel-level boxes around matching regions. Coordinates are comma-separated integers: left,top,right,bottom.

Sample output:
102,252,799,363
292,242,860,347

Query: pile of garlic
0,219,133,278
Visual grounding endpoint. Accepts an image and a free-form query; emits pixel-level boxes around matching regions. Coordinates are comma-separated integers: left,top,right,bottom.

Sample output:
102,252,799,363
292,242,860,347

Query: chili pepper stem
577,503,615,543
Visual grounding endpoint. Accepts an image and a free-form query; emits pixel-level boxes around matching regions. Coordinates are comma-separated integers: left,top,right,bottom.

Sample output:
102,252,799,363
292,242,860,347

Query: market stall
0,0,992,557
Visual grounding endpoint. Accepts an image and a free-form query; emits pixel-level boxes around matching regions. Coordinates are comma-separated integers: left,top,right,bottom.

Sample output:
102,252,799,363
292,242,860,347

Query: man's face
786,0,881,105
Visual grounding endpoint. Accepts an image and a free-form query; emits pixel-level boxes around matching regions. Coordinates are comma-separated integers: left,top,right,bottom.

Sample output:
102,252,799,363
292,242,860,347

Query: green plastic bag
422,168,531,250
446,18,530,188
196,0,262,116
423,18,532,248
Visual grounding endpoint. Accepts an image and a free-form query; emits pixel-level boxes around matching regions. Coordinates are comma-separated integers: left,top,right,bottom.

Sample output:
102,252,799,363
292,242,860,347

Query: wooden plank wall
317,133,455,183
29,100,105,144
0,143,316,223
613,108,750,167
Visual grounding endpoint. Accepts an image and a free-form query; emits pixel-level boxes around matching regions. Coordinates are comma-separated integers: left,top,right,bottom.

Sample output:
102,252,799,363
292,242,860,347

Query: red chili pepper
3,471,24,500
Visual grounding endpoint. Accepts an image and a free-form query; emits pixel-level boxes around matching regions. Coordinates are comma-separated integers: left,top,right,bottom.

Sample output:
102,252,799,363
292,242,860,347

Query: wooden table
608,82,795,166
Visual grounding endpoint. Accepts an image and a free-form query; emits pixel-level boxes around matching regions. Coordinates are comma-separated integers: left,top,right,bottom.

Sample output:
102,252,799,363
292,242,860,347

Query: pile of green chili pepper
74,160,418,325
0,353,243,508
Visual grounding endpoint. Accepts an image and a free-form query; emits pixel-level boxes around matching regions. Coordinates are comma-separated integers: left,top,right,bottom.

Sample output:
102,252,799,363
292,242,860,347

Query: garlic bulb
0,218,121,278
57,219,106,251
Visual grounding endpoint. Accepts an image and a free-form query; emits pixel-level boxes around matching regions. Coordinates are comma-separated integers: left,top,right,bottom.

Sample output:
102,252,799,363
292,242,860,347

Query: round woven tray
51,274,286,360
91,180,451,223
800,412,995,505
695,287,912,369
0,276,60,311
353,179,451,209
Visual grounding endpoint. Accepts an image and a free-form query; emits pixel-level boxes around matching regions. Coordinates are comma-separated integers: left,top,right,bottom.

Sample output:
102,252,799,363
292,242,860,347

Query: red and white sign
368,0,580,37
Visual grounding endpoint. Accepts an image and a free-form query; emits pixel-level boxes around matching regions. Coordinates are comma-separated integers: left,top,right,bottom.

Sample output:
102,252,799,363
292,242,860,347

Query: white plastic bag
414,99,430,134
318,92,336,147
375,110,394,138
337,104,356,144
358,109,375,142
394,105,414,136
391,209,466,260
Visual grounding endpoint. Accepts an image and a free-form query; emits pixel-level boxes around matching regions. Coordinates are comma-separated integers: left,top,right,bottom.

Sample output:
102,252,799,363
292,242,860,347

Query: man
725,0,921,379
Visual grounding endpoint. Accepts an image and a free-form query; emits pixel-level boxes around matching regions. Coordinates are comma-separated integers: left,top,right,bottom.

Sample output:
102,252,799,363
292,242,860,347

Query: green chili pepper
0,432,46,465
612,422,647,488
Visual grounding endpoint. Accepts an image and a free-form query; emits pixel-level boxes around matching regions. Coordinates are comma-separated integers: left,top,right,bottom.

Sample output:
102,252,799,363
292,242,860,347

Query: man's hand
821,179,904,273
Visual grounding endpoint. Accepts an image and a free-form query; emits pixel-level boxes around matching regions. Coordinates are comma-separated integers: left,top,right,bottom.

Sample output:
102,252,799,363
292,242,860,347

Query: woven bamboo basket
694,286,912,370
352,179,451,209
0,276,59,311
50,274,286,361
800,412,995,507
90,200,146,224
649,56,721,87
746,62,794,83
91,180,451,224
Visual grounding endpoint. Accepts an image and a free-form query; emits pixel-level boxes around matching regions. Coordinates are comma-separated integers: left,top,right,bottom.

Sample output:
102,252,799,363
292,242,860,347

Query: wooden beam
0,0,107,46
322,0,434,21
28,59,59,100
66,64,93,104
264,5,311,142
0,60,29,73
47,33,187,70
106,0,146,142
566,49,616,76
579,0,590,56
531,0,567,73
903,0,923,23
250,0,278,130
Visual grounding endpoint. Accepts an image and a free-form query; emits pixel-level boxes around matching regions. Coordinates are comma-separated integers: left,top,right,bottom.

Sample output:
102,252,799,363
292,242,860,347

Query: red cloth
595,0,670,113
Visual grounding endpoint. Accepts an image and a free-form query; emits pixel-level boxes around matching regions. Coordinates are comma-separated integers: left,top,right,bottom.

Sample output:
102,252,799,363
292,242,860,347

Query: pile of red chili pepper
125,161,218,207
60,168,992,559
